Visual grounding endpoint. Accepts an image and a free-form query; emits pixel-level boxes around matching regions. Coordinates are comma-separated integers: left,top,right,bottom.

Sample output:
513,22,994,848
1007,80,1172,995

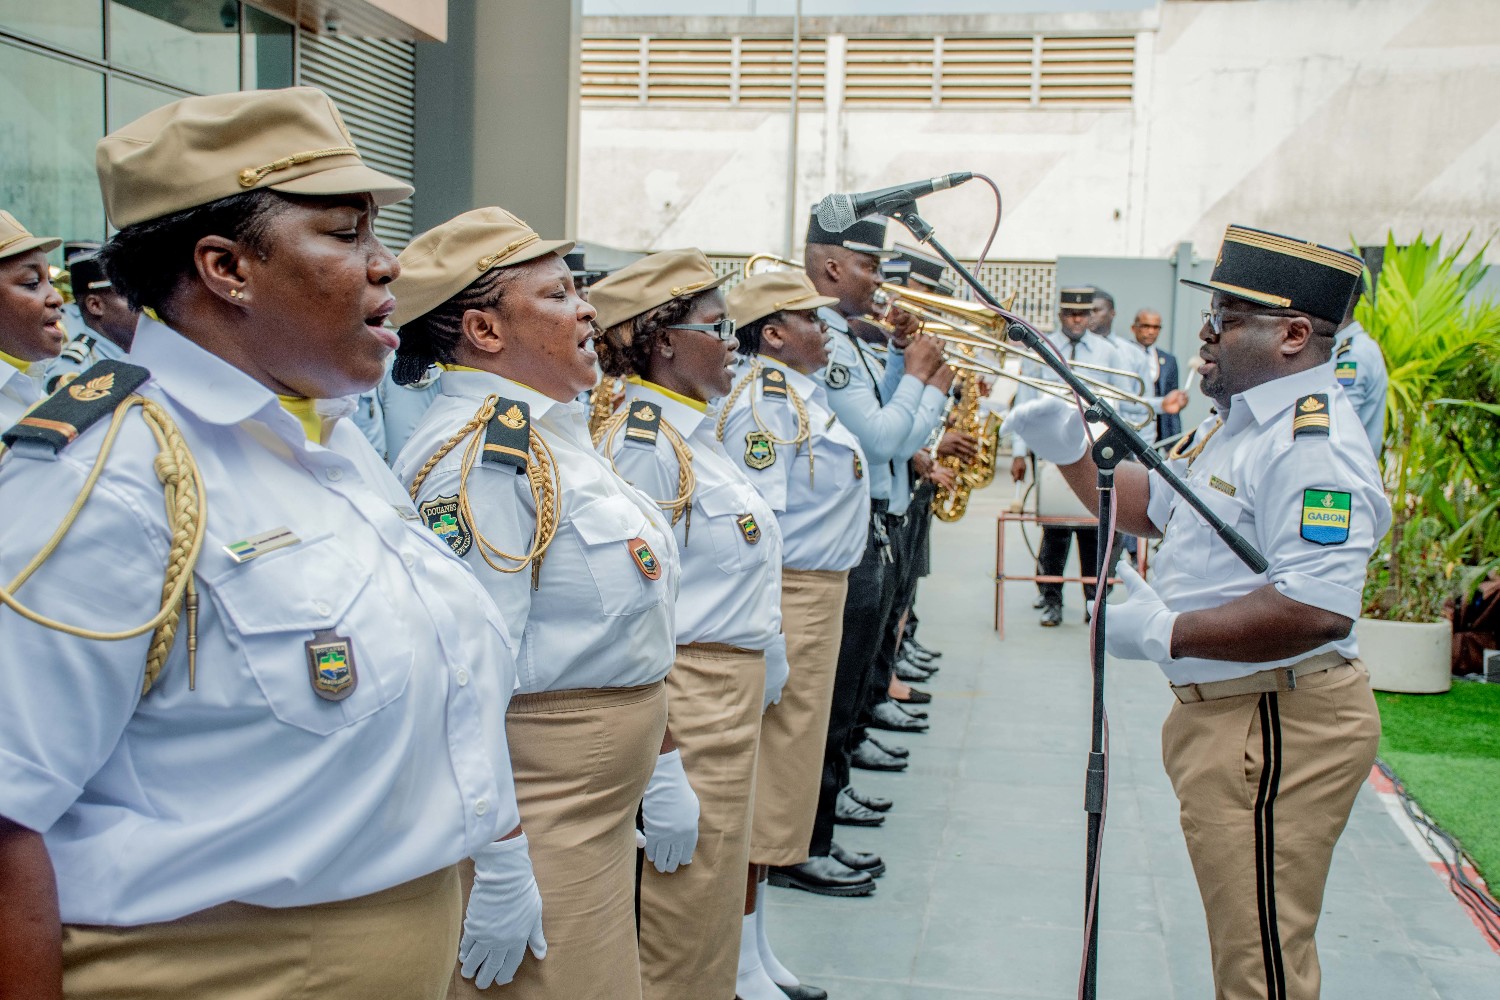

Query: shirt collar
1233,362,1338,428
627,377,707,436
438,367,562,420
129,316,288,429
0,348,31,373
759,355,817,399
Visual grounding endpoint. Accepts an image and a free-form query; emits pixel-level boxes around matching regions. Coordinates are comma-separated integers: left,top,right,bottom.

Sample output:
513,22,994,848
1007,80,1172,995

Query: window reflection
0,0,103,59
109,0,239,93
243,4,294,89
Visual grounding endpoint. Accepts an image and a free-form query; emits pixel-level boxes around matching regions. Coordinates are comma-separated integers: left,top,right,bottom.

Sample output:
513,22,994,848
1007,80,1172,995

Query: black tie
1070,340,1078,362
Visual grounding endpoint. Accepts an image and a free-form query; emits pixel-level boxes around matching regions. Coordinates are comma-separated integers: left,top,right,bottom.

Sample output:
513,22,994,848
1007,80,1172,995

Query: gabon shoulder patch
1301,489,1351,545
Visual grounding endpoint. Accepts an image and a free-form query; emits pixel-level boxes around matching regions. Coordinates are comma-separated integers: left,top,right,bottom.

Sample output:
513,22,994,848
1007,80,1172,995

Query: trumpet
744,252,895,335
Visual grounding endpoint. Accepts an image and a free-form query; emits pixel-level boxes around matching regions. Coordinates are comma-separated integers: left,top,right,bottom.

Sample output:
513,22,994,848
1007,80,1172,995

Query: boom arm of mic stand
885,201,1267,573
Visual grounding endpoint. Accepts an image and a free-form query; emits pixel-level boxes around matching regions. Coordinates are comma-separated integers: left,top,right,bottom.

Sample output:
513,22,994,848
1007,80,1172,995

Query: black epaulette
482,398,530,473
1335,339,1353,359
3,359,150,454
761,367,789,400
625,401,661,448
1291,393,1331,439
59,334,96,365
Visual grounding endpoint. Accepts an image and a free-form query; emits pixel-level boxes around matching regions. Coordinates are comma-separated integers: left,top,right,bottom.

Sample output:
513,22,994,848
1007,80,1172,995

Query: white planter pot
1355,617,1453,694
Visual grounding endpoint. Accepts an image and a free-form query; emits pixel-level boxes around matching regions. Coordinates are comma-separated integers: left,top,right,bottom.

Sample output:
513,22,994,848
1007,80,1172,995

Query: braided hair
732,311,785,359
392,266,519,385
594,293,702,379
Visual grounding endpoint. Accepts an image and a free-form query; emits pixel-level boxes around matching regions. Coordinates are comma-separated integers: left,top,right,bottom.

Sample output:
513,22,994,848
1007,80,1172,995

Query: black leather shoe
870,700,929,732
865,735,908,759
830,840,886,878
836,789,885,826
852,739,908,771
778,983,829,1000
901,642,935,665
1032,595,1047,609
768,856,875,897
1040,604,1063,627
843,784,892,812
895,657,934,682
907,638,943,660
893,700,928,720
893,686,932,705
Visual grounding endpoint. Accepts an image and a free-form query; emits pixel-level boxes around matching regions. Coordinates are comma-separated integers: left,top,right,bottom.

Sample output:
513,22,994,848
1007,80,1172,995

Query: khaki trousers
1162,661,1380,1000
639,644,765,1000
451,681,667,1000
751,569,849,865
63,865,461,1000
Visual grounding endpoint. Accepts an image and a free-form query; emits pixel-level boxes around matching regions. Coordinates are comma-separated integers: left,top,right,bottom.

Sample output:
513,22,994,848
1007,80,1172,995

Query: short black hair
1092,288,1115,309
99,189,288,321
733,311,785,358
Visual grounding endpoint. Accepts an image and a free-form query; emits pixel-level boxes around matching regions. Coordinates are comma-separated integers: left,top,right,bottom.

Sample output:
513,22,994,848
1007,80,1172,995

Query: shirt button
456,668,470,686
313,601,332,617
402,551,416,569
325,467,344,482
475,798,489,816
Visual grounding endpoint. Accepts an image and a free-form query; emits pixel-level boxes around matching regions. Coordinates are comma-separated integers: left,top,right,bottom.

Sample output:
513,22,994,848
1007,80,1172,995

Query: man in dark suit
1130,308,1188,442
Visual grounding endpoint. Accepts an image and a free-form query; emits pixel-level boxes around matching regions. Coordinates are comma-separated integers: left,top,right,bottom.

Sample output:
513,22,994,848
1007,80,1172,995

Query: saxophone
932,366,984,522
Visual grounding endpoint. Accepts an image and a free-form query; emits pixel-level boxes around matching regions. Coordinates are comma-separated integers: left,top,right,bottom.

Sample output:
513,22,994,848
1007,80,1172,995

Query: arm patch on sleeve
1300,489,1351,545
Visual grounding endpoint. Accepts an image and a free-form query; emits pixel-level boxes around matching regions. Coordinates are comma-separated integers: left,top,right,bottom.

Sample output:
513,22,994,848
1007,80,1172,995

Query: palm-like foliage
1358,233,1500,621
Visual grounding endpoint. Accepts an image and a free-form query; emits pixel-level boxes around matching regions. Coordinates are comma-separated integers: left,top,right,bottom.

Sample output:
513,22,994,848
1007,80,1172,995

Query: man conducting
1005,224,1386,1000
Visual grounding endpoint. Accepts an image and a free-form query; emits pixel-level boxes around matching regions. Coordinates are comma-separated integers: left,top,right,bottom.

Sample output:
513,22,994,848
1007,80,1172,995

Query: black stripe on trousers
1254,693,1287,1000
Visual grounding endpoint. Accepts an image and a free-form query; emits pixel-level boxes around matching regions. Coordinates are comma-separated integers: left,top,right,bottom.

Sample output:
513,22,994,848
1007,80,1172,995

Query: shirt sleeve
826,372,923,465
877,347,907,403
895,384,948,460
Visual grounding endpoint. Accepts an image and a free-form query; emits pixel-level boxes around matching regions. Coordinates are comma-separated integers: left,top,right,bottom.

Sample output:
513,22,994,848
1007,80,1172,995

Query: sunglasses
667,318,737,342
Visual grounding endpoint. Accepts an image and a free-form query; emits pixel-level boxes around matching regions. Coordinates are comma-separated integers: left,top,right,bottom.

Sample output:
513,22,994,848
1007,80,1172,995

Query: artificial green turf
1376,679,1500,882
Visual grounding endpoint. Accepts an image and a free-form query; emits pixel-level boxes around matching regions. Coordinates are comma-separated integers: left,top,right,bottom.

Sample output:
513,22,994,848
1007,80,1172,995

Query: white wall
577,0,1500,260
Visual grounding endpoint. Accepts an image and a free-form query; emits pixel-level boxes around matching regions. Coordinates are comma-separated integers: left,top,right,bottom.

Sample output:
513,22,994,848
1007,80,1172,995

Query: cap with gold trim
588,248,733,332
96,87,413,230
1059,286,1095,312
389,207,573,328
1182,224,1363,324
0,210,61,262
727,270,838,328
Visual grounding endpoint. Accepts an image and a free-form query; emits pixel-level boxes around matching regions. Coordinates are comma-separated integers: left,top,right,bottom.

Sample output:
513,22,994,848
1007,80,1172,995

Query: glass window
242,5,294,90
107,74,183,131
0,0,104,59
0,42,107,248
108,0,238,93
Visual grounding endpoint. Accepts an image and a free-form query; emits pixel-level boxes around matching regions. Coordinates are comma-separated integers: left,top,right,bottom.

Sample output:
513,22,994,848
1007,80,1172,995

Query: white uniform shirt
718,358,869,572
0,318,518,925
0,357,41,428
1011,329,1134,458
394,370,679,693
379,363,443,463
1334,321,1388,455
41,327,129,392
605,380,783,650
1145,363,1390,686
1096,330,1155,445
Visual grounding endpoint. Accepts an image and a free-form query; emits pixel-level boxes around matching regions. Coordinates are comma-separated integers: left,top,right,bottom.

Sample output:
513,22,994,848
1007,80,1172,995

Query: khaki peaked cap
588,248,732,332
390,208,573,328
96,87,413,230
0,210,61,261
726,270,837,328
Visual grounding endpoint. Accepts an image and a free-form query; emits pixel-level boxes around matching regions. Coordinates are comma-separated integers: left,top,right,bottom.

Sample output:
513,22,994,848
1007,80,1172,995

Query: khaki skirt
639,643,765,1000
751,568,850,865
64,865,462,1000
451,681,667,1000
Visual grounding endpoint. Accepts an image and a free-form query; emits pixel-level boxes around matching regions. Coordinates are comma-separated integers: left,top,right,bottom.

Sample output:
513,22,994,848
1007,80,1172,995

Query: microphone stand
882,202,1268,1000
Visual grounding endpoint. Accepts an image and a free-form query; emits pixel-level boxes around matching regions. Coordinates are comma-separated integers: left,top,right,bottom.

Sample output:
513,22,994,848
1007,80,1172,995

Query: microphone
814,173,974,233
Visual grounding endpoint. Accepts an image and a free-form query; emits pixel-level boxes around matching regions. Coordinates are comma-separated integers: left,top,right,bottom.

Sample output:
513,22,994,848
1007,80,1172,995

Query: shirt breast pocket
205,535,416,736
698,483,771,577
574,494,666,617
1179,487,1253,579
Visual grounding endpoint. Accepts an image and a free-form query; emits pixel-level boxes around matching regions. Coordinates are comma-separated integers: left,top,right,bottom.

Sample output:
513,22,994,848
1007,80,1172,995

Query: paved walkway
765,487,1500,999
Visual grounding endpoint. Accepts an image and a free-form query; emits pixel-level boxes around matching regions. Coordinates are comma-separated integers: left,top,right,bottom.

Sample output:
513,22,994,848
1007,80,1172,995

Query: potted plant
1356,234,1500,692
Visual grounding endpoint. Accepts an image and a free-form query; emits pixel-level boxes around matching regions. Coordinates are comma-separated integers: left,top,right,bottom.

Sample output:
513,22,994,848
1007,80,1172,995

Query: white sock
737,913,785,1000
755,884,800,988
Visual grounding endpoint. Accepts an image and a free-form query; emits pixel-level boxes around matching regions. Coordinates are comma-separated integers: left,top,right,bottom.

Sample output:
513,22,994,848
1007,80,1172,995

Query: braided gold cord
714,360,814,485
0,395,207,695
409,395,560,588
1166,417,1223,469
598,409,696,533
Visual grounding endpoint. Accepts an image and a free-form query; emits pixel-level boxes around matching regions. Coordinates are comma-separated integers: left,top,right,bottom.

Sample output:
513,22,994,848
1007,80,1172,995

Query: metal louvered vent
582,34,826,106
298,33,416,250
1038,35,1135,106
738,36,826,105
646,36,734,104
844,37,936,106
937,36,1034,106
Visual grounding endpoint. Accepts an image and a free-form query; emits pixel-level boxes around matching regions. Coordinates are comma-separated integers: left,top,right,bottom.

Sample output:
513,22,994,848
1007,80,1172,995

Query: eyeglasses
1199,308,1297,338
667,318,737,342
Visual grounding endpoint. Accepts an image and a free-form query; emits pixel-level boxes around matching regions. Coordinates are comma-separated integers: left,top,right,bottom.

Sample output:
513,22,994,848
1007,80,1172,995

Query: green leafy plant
1358,233,1500,622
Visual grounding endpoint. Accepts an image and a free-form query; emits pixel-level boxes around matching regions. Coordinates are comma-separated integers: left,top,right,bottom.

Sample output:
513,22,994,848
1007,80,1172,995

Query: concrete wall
576,0,1500,261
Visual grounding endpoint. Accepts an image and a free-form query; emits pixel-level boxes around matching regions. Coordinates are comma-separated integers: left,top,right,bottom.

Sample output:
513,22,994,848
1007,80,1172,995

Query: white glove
1097,564,1179,664
1002,395,1088,465
763,634,790,712
641,749,700,873
460,834,547,989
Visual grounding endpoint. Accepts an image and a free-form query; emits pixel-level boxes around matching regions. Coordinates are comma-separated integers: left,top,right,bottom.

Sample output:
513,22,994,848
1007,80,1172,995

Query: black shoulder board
3,359,150,454
59,334,96,364
1335,339,1353,358
761,367,789,400
482,398,530,473
625,400,661,448
1291,393,1331,439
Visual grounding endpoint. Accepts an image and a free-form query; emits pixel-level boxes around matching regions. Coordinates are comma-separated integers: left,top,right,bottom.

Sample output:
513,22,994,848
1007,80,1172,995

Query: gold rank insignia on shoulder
305,628,358,701
1335,339,1353,358
483,398,530,473
744,430,776,470
736,512,762,544
629,536,662,580
825,362,851,390
626,402,660,448
1292,393,1330,438
761,368,788,399
3,359,150,455
419,494,473,557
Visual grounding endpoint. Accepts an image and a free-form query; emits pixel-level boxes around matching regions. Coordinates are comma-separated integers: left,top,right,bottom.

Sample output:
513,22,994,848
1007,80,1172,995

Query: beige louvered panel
646,36,734,104
844,37,935,106
938,36,1033,106
1038,35,1135,107
738,36,827,105
582,36,645,103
